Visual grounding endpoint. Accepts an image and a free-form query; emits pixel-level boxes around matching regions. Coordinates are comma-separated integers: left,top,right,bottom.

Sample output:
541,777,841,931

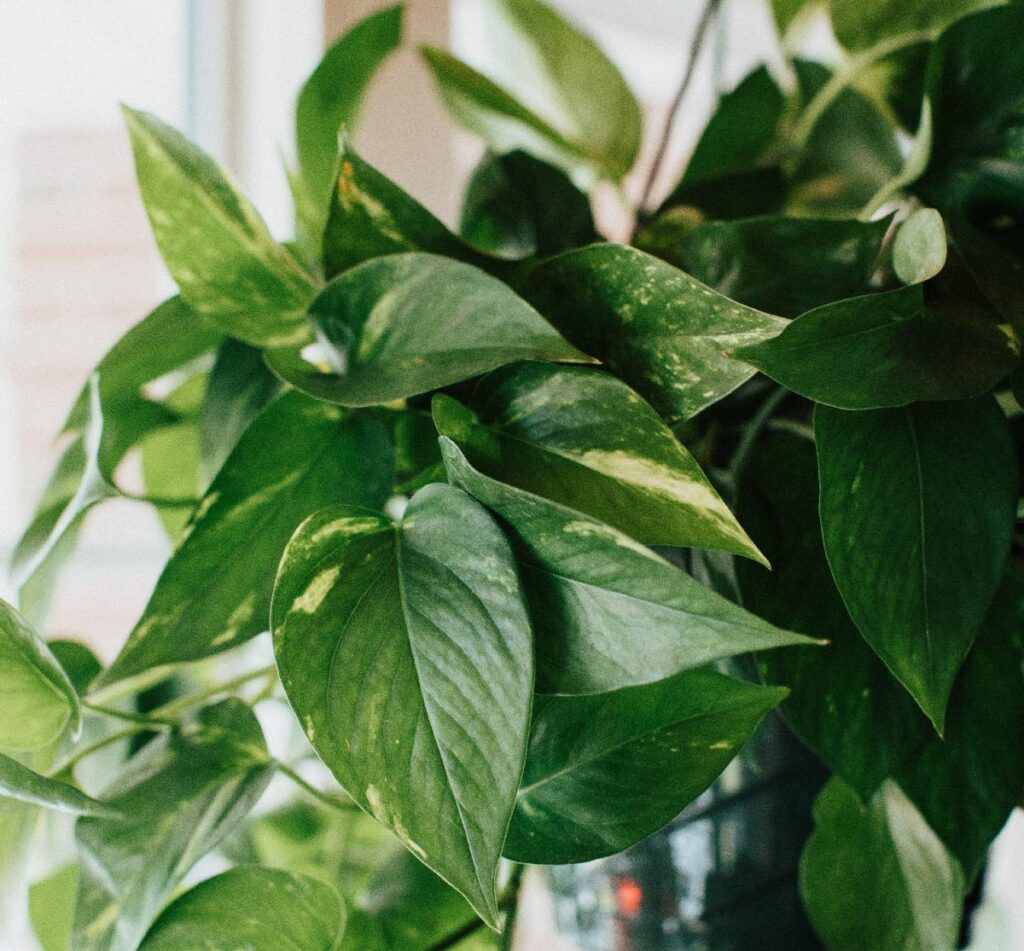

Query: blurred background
1,2,1021,949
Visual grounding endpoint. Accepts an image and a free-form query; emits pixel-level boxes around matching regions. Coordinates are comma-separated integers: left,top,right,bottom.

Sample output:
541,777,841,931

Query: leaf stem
81,701,175,727
275,761,358,813
499,864,525,951
729,387,788,480
634,0,724,225
119,490,198,509
150,664,278,720
49,721,170,777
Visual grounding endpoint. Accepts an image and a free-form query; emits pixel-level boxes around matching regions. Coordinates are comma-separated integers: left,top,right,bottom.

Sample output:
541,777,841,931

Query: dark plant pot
545,717,827,951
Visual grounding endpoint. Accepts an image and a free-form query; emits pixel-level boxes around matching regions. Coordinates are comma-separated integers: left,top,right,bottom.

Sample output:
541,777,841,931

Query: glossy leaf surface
0,752,117,818
503,668,787,864
815,398,1017,730
103,393,393,684
73,700,274,951
734,283,1018,408
272,485,533,925
266,253,590,407
442,439,812,694
527,244,787,421
800,778,964,951
0,598,80,751
141,867,345,951
124,107,317,347
736,436,930,799
892,207,947,285
432,362,764,560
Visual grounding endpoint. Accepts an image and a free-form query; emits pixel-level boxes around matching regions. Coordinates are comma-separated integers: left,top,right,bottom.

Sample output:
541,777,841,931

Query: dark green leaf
123,107,317,347
829,0,997,51
460,150,596,259
800,778,964,951
896,571,1024,880
503,668,787,864
0,598,80,751
423,0,641,181
0,752,118,818
526,243,787,421
815,398,1017,730
892,207,947,284
30,864,78,951
736,436,930,799
323,140,493,279
638,214,890,317
73,700,274,951
293,4,403,252
266,253,591,408
272,485,533,925
432,362,765,561
101,392,393,685
199,338,282,482
734,283,1018,408
48,641,102,695
141,867,345,951
441,439,814,695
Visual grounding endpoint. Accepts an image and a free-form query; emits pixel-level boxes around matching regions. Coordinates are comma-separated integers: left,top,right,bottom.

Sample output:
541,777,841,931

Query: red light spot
615,878,643,919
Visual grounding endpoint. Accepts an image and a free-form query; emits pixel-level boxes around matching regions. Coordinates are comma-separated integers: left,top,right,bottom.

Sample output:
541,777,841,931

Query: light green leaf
800,778,964,951
123,106,318,347
503,668,787,864
525,243,787,421
0,598,80,751
736,435,930,800
73,700,274,951
441,439,814,694
272,485,533,926
293,4,403,252
30,864,79,951
141,867,345,951
423,0,640,181
323,140,496,279
460,150,596,259
432,362,765,561
101,392,393,685
0,752,118,818
892,207,947,284
829,0,1002,51
815,398,1017,730
733,283,1018,409
140,421,202,540
265,252,592,408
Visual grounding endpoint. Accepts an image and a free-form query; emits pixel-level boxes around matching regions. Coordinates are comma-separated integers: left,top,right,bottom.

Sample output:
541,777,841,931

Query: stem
82,701,175,727
120,490,198,509
276,761,357,814
151,665,278,720
729,387,788,480
50,721,169,777
634,0,724,223
499,865,525,951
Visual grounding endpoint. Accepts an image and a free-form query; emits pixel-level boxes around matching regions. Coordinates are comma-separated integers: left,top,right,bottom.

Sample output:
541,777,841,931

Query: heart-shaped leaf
141,867,345,951
526,244,787,421
272,485,533,925
441,438,813,694
815,398,1017,730
265,253,592,408
102,392,393,685
503,668,787,864
433,362,765,561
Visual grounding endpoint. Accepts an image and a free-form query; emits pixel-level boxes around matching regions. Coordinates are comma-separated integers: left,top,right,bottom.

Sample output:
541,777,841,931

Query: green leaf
733,283,1019,408
526,243,787,421
460,150,596,259
423,0,640,181
73,700,274,951
829,0,1001,50
441,438,814,694
661,67,785,215
895,570,1024,880
432,362,765,561
199,338,282,482
503,668,787,864
141,867,345,951
0,598,80,751
800,778,964,951
892,207,947,284
272,485,533,925
30,864,79,951
637,214,889,318
323,140,494,279
0,752,118,818
815,398,1017,730
736,435,930,800
123,106,318,347
140,421,202,540
265,253,592,408
293,4,403,251
101,392,393,685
